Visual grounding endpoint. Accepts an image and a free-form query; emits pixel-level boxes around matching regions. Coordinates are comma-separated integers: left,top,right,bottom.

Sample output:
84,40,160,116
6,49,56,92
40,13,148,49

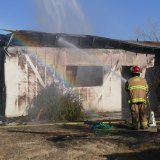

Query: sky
0,0,160,40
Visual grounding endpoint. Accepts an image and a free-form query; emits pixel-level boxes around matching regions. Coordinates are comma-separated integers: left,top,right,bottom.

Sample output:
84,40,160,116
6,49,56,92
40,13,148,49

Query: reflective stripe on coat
126,76,148,104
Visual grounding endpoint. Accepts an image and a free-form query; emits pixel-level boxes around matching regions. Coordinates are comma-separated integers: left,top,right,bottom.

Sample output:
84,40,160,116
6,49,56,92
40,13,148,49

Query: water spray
58,37,127,83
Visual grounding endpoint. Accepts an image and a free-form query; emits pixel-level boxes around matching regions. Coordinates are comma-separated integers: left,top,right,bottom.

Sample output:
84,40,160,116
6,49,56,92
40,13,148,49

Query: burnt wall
4,47,156,117
145,53,160,115
0,48,6,116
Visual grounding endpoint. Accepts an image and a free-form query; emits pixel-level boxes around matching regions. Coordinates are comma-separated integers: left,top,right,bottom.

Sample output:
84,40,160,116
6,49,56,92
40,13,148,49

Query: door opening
121,66,132,118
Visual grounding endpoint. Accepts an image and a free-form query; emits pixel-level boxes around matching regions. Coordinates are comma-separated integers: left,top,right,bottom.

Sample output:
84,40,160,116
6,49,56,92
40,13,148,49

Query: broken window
66,66,103,87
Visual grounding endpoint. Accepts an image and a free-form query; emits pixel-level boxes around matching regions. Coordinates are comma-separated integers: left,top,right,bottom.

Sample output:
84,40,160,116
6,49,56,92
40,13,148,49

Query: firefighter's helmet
130,66,141,74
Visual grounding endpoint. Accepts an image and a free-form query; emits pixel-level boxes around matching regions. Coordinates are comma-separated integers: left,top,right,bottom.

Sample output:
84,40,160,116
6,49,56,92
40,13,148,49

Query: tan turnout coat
125,76,148,104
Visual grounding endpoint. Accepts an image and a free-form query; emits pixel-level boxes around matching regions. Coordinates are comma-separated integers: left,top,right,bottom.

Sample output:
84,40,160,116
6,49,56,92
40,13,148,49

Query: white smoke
34,0,91,34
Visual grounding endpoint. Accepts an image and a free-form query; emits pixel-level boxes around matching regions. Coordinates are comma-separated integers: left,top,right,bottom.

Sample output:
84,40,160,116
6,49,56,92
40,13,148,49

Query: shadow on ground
100,148,160,160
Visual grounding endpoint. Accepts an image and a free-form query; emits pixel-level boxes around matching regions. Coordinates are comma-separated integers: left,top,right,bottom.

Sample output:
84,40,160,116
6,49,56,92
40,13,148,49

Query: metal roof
0,30,160,54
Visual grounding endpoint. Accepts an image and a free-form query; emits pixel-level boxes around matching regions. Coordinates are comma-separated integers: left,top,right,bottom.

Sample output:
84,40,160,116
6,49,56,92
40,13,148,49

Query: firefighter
125,66,149,130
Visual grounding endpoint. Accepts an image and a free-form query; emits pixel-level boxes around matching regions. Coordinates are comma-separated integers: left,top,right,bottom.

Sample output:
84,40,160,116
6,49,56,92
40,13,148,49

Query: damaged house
0,30,160,118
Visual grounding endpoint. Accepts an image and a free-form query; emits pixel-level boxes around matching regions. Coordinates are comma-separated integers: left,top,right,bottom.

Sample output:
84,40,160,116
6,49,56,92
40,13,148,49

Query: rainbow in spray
12,32,77,89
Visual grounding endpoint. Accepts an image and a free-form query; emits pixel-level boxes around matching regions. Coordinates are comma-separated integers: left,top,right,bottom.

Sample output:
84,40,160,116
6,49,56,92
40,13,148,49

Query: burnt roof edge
0,30,160,54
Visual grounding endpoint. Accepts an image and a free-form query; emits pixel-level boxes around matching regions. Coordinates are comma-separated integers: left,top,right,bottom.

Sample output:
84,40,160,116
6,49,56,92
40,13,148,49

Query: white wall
4,47,155,117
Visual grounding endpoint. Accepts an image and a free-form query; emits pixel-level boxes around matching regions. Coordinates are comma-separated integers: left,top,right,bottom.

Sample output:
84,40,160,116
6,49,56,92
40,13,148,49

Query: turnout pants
130,103,148,129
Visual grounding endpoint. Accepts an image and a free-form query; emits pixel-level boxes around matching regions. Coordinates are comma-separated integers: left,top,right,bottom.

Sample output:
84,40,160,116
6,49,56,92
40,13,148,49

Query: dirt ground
0,122,160,160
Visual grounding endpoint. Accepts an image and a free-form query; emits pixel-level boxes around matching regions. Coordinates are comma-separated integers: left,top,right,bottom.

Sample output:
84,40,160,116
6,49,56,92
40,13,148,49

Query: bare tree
134,20,160,41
